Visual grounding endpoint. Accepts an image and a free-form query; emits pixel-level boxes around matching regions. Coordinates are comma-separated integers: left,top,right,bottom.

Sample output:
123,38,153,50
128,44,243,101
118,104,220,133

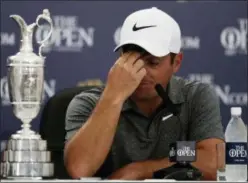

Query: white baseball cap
114,7,181,57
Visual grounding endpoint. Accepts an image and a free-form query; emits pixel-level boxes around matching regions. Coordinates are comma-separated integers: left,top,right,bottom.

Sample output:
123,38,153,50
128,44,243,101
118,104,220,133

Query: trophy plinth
1,137,53,180
0,9,54,180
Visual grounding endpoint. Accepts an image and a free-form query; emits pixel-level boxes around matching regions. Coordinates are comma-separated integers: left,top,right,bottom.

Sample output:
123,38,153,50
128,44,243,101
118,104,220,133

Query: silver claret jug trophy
0,9,54,180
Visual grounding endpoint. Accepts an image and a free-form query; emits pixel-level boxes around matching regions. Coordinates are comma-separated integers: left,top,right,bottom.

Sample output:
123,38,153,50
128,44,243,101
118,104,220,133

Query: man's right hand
104,52,147,102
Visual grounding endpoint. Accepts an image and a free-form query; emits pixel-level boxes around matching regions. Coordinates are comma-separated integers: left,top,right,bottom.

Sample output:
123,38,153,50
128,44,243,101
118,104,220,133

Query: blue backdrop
0,1,247,142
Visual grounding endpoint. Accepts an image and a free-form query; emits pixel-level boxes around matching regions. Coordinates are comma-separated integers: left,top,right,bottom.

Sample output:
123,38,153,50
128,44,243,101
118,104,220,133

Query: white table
0,179,227,183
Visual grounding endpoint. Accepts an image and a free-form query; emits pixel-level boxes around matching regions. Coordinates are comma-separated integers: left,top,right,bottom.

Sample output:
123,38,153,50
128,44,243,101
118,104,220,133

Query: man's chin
132,87,157,100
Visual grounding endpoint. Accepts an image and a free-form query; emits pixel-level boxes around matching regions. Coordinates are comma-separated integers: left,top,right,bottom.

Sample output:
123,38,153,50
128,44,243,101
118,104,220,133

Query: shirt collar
168,75,185,104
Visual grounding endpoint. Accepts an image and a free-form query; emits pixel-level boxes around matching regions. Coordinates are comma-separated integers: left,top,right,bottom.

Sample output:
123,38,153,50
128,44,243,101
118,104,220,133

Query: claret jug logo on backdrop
0,76,57,106
35,15,95,52
114,26,200,50
220,18,247,56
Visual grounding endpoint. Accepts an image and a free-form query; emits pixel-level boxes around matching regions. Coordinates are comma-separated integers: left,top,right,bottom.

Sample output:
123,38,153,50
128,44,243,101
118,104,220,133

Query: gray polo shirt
65,76,224,177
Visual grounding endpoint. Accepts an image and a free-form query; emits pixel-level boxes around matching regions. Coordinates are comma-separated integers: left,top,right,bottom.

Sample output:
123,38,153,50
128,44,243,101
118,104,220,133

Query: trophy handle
35,9,53,57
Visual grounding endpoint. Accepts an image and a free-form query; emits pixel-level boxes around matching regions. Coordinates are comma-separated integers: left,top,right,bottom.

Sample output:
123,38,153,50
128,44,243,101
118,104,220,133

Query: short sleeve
65,92,98,142
188,83,225,142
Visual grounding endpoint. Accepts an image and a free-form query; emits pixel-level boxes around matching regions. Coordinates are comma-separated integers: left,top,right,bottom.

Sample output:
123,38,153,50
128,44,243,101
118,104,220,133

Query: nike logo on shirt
162,113,173,121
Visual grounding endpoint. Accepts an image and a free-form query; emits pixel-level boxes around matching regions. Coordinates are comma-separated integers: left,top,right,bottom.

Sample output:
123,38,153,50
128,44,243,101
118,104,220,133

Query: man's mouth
138,82,154,88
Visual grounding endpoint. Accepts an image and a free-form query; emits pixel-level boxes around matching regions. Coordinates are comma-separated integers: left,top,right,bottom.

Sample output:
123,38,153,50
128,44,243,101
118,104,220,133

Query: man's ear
173,52,183,73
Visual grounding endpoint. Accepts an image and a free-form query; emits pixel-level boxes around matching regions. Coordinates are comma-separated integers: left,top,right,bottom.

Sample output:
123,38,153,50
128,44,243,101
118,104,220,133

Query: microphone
153,83,202,180
154,84,183,140
155,84,179,116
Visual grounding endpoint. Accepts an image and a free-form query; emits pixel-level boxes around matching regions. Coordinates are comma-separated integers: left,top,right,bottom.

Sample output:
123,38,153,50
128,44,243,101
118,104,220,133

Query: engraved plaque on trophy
0,9,54,180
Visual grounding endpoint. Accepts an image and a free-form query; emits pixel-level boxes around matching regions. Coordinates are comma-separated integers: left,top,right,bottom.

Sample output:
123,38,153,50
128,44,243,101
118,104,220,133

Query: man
64,7,224,180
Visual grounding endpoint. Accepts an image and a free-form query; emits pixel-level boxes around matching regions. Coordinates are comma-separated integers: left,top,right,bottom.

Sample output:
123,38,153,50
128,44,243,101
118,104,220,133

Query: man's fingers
125,52,138,63
133,59,145,72
125,52,142,66
137,68,147,79
116,52,133,65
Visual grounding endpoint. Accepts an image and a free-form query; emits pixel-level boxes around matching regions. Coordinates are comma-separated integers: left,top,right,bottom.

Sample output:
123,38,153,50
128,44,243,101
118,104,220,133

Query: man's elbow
66,162,93,179
64,145,94,179
65,155,94,179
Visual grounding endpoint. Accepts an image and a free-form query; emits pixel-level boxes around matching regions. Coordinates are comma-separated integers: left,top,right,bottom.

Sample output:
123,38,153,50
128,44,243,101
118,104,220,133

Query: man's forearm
135,158,174,179
64,89,124,178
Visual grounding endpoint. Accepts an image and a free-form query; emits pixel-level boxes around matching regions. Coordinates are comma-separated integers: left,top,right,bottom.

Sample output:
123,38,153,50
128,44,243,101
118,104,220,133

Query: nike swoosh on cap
132,23,157,31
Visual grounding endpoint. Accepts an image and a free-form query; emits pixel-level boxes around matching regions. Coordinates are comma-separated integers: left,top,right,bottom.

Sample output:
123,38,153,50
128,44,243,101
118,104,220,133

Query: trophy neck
20,29,34,53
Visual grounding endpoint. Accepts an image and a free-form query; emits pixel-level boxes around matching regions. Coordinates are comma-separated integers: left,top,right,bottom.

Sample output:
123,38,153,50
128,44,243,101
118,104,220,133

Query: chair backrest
39,85,97,179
